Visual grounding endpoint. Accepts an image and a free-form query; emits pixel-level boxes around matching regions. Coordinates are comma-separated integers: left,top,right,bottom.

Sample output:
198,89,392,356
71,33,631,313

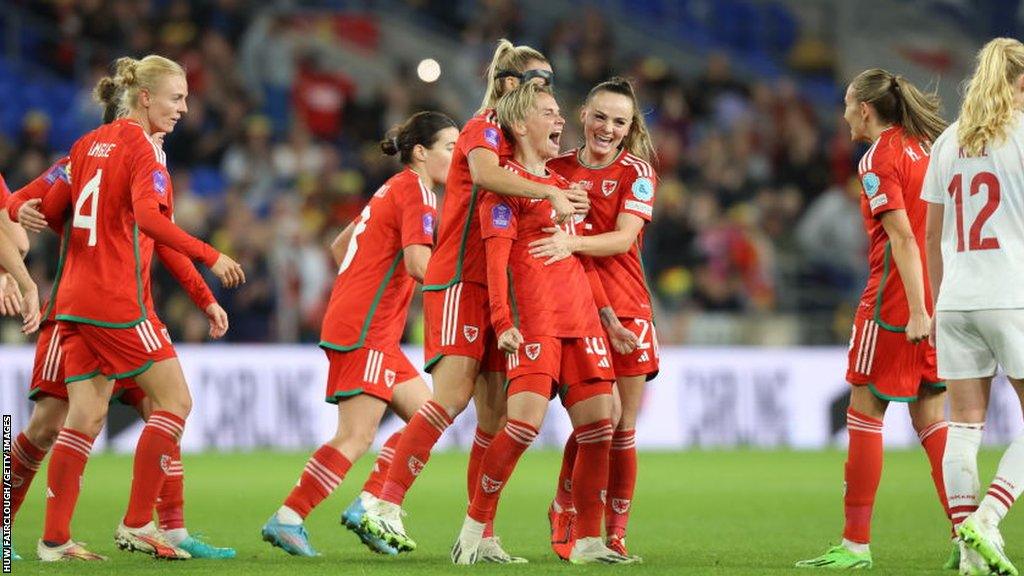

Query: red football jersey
57,119,182,326
423,109,511,291
856,125,933,328
320,168,437,350
548,149,657,320
479,161,601,338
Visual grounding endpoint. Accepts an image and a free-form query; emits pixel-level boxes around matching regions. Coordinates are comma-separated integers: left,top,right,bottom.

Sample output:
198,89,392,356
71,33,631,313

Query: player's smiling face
843,84,870,143
142,73,188,135
524,92,564,160
582,91,633,160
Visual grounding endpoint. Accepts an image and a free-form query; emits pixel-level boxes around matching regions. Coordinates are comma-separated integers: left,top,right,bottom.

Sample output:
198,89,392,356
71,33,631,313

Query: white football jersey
921,116,1024,310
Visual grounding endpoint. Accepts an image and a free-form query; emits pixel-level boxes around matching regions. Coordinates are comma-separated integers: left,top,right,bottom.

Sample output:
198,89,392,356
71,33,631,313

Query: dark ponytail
381,111,458,164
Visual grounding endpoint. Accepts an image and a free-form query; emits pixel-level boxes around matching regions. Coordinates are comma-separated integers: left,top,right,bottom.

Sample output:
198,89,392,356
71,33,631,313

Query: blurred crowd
0,0,868,345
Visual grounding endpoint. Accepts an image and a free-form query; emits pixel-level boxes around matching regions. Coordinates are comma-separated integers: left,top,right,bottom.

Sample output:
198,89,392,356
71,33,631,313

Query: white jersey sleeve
931,115,1024,311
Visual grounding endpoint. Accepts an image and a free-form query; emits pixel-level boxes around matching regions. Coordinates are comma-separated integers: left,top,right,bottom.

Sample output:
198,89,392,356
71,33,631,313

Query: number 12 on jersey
74,169,102,247
948,171,1000,252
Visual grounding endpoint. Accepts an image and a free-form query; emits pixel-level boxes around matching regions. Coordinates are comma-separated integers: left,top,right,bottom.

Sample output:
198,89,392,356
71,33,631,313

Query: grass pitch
9,449,1019,574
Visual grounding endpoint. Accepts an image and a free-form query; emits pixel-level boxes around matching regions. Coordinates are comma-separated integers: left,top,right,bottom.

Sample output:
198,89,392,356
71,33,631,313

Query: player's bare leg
38,376,112,561
369,356,478,551
797,386,885,569
951,376,1023,576
116,359,192,559
344,378,431,556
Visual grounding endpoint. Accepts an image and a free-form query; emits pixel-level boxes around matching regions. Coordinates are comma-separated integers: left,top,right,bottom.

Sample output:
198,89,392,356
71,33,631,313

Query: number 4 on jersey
74,169,101,246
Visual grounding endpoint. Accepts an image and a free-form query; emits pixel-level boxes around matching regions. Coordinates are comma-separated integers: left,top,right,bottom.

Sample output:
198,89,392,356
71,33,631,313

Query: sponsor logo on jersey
869,193,888,211
422,213,435,235
611,498,631,514
407,455,426,476
484,127,500,149
491,203,512,229
602,180,618,196
862,172,881,198
637,351,650,363
631,177,654,201
624,200,653,217
525,343,541,361
384,369,396,388
153,169,168,196
463,325,479,343
480,474,503,494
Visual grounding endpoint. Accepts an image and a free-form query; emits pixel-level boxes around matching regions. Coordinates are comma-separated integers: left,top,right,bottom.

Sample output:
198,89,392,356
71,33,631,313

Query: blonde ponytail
478,39,547,114
850,68,947,144
958,38,1024,157
93,55,185,118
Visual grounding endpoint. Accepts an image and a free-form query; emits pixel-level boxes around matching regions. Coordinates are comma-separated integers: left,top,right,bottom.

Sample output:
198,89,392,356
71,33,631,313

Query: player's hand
528,226,576,265
211,253,246,288
928,315,937,348
0,273,21,316
606,319,639,355
906,311,930,344
18,199,47,233
497,327,524,354
204,302,229,339
566,182,590,215
547,187,574,224
19,283,40,335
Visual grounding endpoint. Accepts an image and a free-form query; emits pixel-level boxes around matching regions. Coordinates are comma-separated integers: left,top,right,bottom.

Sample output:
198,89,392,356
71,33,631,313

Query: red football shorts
60,318,177,383
30,321,145,407
846,313,941,401
506,335,615,408
323,345,421,404
611,317,660,380
423,281,504,373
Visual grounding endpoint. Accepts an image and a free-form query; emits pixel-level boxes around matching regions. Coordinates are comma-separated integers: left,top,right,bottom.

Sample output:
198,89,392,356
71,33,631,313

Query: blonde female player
260,111,458,558
38,54,244,561
530,76,657,560
925,37,1024,576
6,89,235,560
796,69,953,570
362,39,588,563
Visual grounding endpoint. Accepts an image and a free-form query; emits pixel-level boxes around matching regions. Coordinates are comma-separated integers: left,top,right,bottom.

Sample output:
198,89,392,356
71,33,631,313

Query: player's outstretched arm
880,209,929,343
467,148,587,222
0,231,39,333
530,213,645,265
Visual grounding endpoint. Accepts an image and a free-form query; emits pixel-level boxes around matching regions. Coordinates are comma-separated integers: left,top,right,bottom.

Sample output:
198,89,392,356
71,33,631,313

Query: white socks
276,505,303,525
842,539,869,554
977,434,1024,526
944,422,984,529
162,528,189,546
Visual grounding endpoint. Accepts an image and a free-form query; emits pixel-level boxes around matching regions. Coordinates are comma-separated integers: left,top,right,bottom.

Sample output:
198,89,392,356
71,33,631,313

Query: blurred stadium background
4,1,1024,571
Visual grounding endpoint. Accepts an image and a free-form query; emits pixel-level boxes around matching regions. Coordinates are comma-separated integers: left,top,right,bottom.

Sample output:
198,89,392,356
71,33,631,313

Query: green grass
8,449,1020,574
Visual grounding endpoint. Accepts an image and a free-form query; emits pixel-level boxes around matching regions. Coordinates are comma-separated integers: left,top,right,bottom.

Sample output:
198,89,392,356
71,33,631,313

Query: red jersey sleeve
7,159,70,225
124,129,171,209
156,243,217,310
398,180,438,248
478,191,519,241
458,115,506,158
484,236,515,336
861,147,905,218
39,179,72,234
618,164,657,222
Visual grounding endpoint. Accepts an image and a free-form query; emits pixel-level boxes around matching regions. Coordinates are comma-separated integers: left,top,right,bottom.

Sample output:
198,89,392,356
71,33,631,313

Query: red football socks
572,419,614,539
361,430,402,498
380,401,452,505
918,420,952,526
156,443,185,531
606,428,638,538
10,432,47,520
844,408,884,544
468,420,538,524
467,427,496,537
123,411,185,528
43,428,95,544
284,444,352,518
555,433,578,511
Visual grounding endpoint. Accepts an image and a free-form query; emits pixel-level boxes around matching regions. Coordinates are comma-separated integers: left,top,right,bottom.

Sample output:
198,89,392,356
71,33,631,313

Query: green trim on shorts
422,185,480,292
326,389,364,404
924,380,947,390
27,387,44,401
424,353,448,374
107,360,154,381
65,370,101,384
866,382,917,403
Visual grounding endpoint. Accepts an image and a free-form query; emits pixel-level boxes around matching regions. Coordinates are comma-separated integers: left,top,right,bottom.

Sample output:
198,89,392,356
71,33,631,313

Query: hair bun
380,135,399,156
114,57,139,87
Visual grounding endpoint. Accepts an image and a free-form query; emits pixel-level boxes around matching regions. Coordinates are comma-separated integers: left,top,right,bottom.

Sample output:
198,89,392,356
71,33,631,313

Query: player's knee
434,388,472,418
155,392,192,419
338,426,376,457
25,418,61,451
